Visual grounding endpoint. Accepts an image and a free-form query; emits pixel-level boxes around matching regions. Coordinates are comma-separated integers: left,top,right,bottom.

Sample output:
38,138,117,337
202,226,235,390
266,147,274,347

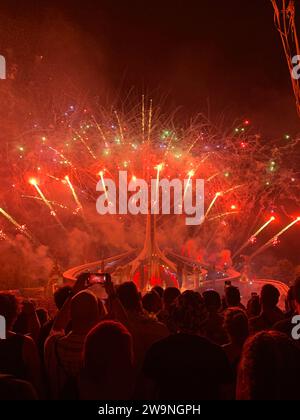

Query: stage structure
64,211,240,291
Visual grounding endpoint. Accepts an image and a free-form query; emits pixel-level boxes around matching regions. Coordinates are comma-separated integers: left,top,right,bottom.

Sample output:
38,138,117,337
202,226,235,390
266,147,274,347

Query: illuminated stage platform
63,214,289,309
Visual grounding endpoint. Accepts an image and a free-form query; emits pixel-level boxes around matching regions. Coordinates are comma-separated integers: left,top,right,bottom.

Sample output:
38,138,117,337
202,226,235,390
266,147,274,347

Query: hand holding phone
87,273,111,300
74,272,112,300
87,273,107,286
102,273,115,298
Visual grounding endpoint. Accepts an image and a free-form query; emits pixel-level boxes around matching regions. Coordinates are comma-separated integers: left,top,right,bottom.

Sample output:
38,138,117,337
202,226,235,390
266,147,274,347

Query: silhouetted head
152,285,164,298
237,331,300,400
142,291,162,314
246,295,261,317
285,286,296,314
117,281,142,312
0,293,18,330
163,287,181,309
203,289,221,313
225,286,241,307
223,307,248,344
171,290,207,334
36,308,49,326
54,286,72,310
260,284,280,310
83,320,133,383
71,290,100,334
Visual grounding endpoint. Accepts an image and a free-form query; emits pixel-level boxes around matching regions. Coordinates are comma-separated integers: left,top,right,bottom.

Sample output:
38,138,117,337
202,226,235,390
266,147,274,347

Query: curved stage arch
63,214,289,309
63,257,289,310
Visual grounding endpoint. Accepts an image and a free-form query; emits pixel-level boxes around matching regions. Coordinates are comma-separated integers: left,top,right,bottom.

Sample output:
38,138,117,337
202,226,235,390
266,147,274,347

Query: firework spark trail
206,172,221,182
0,207,33,240
91,115,107,144
64,175,84,214
0,229,8,241
99,171,108,201
197,154,210,167
47,174,62,182
0,228,16,245
251,216,275,238
147,99,153,143
21,195,69,210
223,184,244,194
152,163,163,211
202,184,242,222
250,217,300,259
29,179,67,231
73,130,97,159
142,95,145,141
184,170,195,198
114,110,124,143
0,229,6,240
163,130,177,160
48,147,76,168
204,191,222,220
155,163,163,194
232,216,275,258
207,211,238,221
187,135,202,154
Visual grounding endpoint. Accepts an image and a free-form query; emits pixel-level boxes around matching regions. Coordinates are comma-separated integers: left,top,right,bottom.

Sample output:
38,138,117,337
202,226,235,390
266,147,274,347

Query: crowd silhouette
0,273,300,400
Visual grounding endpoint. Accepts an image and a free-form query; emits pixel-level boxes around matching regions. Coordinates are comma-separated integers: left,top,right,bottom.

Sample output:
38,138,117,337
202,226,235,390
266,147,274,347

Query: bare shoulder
23,334,35,346
22,335,37,351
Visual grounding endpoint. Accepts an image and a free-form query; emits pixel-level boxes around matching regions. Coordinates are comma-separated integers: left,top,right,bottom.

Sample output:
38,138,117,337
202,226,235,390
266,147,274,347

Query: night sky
1,0,299,137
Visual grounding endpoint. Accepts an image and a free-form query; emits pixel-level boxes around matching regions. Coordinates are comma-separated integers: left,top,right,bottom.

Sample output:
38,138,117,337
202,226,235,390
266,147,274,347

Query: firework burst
1,97,300,286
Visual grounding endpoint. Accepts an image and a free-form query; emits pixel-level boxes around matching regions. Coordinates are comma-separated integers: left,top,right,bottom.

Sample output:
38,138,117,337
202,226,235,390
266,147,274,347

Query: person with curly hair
139,291,233,399
237,331,300,400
